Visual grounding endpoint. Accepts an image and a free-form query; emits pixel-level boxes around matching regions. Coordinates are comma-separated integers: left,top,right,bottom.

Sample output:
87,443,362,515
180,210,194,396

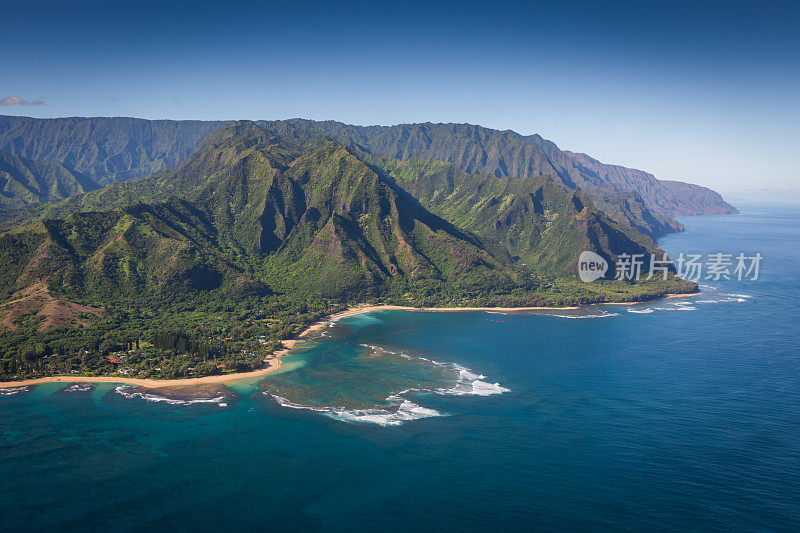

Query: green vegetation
0,152,100,213
371,155,668,274
0,121,696,382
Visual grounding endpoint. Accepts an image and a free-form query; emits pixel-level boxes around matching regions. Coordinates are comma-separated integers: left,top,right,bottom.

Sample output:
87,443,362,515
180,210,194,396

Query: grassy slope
0,152,100,212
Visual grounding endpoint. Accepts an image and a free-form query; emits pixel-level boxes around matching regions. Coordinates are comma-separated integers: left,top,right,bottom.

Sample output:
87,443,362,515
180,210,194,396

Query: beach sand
0,292,699,389
0,356,283,388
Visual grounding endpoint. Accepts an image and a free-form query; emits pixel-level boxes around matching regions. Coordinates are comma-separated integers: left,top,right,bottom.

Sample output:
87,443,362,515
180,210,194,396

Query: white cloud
0,95,45,106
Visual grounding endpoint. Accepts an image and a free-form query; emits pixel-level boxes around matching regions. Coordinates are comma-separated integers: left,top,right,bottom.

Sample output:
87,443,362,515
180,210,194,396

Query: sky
2,0,798,191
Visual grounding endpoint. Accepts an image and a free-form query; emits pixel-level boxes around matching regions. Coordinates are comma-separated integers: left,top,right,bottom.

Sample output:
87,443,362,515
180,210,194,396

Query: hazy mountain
258,119,737,217
0,116,736,224
0,115,223,185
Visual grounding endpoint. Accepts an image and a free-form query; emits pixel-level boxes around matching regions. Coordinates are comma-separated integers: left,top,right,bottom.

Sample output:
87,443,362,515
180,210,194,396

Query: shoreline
0,291,700,389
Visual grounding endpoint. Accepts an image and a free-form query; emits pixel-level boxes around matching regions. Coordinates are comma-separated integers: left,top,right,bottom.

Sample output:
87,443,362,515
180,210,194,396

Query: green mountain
0,152,100,212
0,202,234,302
0,122,696,381
3,122,693,297
370,156,666,275
151,122,523,298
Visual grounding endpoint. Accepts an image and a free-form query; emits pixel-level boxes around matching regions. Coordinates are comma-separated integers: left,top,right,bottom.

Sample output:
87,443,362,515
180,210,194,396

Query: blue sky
2,0,798,190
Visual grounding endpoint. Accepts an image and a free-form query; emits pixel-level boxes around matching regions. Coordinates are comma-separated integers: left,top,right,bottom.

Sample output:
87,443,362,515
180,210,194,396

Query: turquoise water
2,203,799,531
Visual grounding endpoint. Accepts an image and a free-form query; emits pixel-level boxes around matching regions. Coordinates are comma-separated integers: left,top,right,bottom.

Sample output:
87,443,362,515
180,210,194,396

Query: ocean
2,202,799,532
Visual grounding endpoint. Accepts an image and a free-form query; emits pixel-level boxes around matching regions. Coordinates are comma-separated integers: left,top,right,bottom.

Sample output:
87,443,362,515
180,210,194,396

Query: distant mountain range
0,116,736,228
260,120,737,218
0,116,222,185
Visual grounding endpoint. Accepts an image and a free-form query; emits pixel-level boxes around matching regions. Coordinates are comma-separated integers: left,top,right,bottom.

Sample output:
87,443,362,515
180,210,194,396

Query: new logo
578,251,608,282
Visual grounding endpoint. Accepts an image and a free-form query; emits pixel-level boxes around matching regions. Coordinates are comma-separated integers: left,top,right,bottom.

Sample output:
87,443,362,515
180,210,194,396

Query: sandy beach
0,356,283,388
0,292,699,389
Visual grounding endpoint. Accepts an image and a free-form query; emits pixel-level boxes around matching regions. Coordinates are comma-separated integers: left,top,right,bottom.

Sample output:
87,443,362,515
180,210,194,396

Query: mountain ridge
1,122,692,301
0,152,100,212
0,115,736,223
260,119,737,217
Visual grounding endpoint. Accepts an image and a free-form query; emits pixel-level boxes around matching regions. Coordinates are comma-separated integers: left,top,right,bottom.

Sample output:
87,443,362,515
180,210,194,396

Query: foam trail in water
0,386,30,396
627,308,654,314
550,311,619,319
270,394,332,412
268,393,443,426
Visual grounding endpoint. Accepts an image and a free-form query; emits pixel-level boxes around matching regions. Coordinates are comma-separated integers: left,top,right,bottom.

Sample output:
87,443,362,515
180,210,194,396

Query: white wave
362,344,416,360
361,343,401,356
436,364,510,396
115,386,228,406
269,393,331,412
440,380,510,396
627,308,654,314
688,292,751,304
0,386,29,396
266,392,444,426
64,383,93,392
673,301,693,306
711,297,749,303
550,312,619,319
327,397,443,426
416,356,446,367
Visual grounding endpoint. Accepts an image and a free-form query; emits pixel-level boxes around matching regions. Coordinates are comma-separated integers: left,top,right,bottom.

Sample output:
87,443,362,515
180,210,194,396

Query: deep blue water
2,203,799,532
